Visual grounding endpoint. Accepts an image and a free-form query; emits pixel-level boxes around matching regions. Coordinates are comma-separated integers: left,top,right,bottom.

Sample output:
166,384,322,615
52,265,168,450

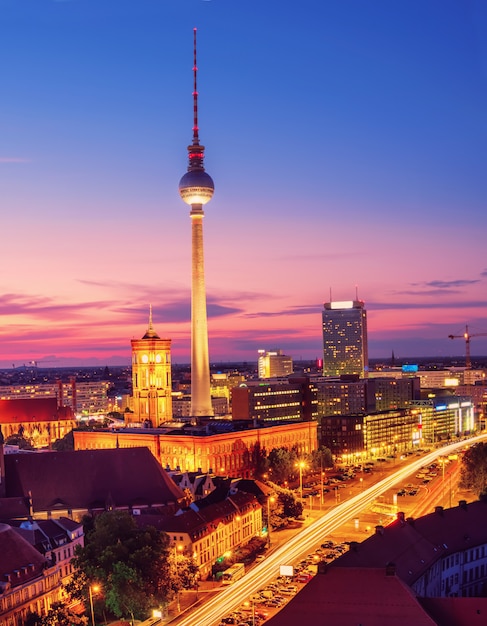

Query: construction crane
448,324,487,369
29,360,56,369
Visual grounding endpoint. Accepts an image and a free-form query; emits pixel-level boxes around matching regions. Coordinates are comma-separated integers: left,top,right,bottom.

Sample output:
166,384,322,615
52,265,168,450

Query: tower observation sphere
179,169,214,206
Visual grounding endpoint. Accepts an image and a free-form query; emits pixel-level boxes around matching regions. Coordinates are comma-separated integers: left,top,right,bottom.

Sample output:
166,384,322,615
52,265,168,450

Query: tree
5,433,34,450
459,443,487,496
268,447,298,483
42,603,87,626
52,430,74,451
310,446,333,472
24,605,87,626
250,442,269,479
66,510,171,621
166,550,199,611
278,490,303,519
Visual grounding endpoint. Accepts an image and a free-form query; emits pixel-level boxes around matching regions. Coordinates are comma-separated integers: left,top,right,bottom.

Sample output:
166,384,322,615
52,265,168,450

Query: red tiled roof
0,523,47,587
0,398,73,424
0,497,29,520
336,501,487,586
420,597,487,626
5,448,184,513
266,567,437,626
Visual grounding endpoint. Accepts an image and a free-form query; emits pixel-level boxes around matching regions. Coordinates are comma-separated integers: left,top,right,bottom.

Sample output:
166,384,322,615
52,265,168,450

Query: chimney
406,517,415,526
375,525,384,536
459,500,468,510
397,511,405,523
385,562,396,577
435,506,444,516
350,541,360,552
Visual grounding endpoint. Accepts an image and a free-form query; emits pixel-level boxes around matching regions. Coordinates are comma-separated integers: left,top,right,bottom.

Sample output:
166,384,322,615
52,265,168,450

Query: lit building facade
313,375,419,418
74,420,318,478
257,350,293,379
172,394,228,418
232,377,318,424
411,397,475,445
160,491,262,579
0,398,75,448
322,300,368,378
0,380,111,416
130,310,172,426
320,409,419,460
0,524,62,626
315,377,372,416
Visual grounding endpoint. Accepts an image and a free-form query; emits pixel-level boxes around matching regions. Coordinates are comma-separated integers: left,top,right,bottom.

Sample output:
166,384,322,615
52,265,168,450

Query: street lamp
244,599,255,625
295,460,306,501
88,584,100,626
267,496,275,547
173,544,184,612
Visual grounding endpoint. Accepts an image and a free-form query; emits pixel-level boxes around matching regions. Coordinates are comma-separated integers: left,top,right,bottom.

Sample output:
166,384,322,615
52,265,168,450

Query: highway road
174,434,487,626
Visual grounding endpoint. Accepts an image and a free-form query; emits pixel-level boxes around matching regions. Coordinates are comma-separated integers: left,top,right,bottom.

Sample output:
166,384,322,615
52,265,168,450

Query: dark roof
234,478,274,499
0,496,30,520
419,597,487,626
158,492,260,541
266,567,437,626
0,398,73,424
54,516,83,533
335,501,487,586
0,523,47,587
5,448,184,513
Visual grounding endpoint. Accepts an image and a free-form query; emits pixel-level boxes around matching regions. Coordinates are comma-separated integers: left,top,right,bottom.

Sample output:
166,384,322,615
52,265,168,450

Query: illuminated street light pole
267,496,275,547
296,460,306,501
89,584,100,626
174,544,183,612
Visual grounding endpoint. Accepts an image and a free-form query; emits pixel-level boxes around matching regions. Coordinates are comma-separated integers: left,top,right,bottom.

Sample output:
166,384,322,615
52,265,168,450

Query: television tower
179,28,214,418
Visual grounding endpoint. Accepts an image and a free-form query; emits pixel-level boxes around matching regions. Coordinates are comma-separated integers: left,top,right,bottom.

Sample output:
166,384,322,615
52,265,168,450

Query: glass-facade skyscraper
322,300,368,378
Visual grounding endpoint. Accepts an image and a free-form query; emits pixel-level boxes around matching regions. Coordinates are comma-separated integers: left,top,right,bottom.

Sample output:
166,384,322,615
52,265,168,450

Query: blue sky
0,0,486,366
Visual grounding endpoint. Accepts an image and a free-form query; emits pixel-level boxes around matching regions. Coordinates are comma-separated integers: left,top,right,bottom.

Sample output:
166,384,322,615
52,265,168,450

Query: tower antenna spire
192,27,199,146
184,27,207,174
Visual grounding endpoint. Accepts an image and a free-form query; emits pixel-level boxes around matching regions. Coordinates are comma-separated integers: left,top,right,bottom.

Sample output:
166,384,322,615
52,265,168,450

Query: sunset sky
1,0,486,367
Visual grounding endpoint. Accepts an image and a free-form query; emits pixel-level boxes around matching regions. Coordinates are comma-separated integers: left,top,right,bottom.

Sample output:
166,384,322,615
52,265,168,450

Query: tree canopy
267,447,298,483
66,511,171,621
459,443,487,497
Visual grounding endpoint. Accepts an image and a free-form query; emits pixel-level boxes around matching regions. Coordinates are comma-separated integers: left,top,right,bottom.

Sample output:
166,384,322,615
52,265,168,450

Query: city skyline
1,0,486,367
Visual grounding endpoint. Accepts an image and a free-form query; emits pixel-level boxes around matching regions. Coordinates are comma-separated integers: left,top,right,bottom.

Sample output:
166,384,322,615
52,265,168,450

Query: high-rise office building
322,300,368,378
179,29,214,418
257,349,293,379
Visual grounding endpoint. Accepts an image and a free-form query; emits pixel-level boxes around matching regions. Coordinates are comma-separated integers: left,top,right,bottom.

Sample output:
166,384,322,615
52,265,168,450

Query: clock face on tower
156,354,162,363
141,354,149,363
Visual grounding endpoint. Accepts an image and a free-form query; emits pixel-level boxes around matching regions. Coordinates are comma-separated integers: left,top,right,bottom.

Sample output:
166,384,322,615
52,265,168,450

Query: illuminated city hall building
130,309,172,425
74,419,317,478
322,299,368,378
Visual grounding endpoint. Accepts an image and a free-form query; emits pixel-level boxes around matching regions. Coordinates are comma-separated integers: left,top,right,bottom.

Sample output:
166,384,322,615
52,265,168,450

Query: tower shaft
179,28,215,420
191,208,213,417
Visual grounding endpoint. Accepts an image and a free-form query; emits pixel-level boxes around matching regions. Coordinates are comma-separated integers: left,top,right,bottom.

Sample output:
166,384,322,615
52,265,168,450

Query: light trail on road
175,434,487,626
